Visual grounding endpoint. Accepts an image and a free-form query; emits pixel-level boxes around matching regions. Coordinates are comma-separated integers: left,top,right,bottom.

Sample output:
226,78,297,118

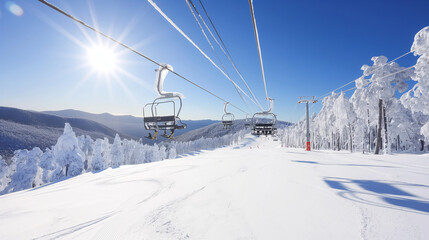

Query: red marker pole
305,102,311,151
298,97,317,151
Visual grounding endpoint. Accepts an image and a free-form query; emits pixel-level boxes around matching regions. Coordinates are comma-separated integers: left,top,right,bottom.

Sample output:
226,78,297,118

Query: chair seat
144,115,186,130
144,115,176,122
251,126,277,135
255,123,274,127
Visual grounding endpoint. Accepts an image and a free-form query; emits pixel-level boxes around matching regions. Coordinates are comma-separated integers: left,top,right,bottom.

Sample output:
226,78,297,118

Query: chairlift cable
185,0,251,111
248,0,269,102
148,0,259,111
38,0,248,114
194,0,264,110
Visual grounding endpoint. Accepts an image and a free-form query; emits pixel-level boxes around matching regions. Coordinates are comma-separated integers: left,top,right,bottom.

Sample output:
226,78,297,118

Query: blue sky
1,0,428,122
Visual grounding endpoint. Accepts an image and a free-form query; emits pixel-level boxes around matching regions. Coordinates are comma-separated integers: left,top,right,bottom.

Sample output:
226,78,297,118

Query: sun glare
87,45,117,73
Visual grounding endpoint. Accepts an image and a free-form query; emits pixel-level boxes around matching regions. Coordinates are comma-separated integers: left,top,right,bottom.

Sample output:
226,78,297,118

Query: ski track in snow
1,134,429,239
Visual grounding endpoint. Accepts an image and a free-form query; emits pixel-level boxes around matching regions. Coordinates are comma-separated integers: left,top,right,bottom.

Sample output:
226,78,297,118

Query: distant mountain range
0,106,291,158
42,109,218,140
0,107,131,157
0,107,217,157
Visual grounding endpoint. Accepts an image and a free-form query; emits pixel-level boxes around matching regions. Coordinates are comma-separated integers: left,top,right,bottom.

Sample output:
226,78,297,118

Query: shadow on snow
291,160,398,169
323,177,429,214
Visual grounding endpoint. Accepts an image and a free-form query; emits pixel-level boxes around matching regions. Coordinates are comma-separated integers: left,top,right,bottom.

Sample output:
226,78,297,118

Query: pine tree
110,134,124,168
53,123,85,177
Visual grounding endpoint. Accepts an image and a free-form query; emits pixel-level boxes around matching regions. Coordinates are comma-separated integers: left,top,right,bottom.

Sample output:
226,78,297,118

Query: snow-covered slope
0,135,428,239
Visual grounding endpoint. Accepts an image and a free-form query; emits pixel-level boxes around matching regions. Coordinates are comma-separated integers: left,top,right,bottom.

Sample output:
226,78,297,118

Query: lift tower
298,96,318,151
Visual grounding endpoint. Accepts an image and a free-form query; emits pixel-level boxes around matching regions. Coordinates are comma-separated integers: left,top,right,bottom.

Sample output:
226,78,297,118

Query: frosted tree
0,155,11,192
1,148,43,194
91,139,106,172
0,155,6,176
78,135,94,171
421,124,429,146
146,143,161,163
101,137,111,167
159,145,167,161
122,139,135,165
350,76,376,152
133,144,146,164
167,142,177,159
110,134,124,168
53,123,85,177
401,26,429,150
387,100,420,151
333,92,357,152
312,92,339,150
39,148,60,183
360,56,413,154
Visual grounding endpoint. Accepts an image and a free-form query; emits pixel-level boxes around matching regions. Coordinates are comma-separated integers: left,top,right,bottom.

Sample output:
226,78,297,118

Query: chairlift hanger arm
260,97,274,113
224,102,231,114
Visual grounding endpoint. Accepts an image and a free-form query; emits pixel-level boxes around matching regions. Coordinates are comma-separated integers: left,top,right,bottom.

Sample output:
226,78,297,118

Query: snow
0,135,428,239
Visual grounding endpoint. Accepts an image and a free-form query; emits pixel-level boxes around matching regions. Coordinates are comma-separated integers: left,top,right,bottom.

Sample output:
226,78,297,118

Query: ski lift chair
222,102,234,129
251,98,277,136
143,64,186,140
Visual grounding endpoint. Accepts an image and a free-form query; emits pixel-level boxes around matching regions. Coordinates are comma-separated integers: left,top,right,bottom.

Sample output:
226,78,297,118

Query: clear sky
1,0,428,122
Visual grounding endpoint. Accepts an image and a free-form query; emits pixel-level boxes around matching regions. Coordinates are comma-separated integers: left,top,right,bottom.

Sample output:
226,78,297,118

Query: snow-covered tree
360,56,413,154
333,92,357,152
39,148,60,183
1,148,43,194
101,137,111,167
421,124,429,145
122,139,135,165
110,134,124,168
159,145,167,161
53,123,85,177
78,135,94,171
401,26,429,150
0,155,11,192
402,26,429,115
146,143,161,163
167,142,177,159
91,139,106,172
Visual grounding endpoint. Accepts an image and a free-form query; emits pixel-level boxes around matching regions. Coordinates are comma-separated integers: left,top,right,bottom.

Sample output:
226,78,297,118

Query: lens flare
5,1,23,16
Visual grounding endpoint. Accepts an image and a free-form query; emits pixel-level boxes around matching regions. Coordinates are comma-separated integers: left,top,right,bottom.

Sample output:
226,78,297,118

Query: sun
87,45,118,73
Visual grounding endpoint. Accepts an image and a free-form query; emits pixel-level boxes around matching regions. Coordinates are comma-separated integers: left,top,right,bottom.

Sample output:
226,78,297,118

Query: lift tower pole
298,96,318,151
